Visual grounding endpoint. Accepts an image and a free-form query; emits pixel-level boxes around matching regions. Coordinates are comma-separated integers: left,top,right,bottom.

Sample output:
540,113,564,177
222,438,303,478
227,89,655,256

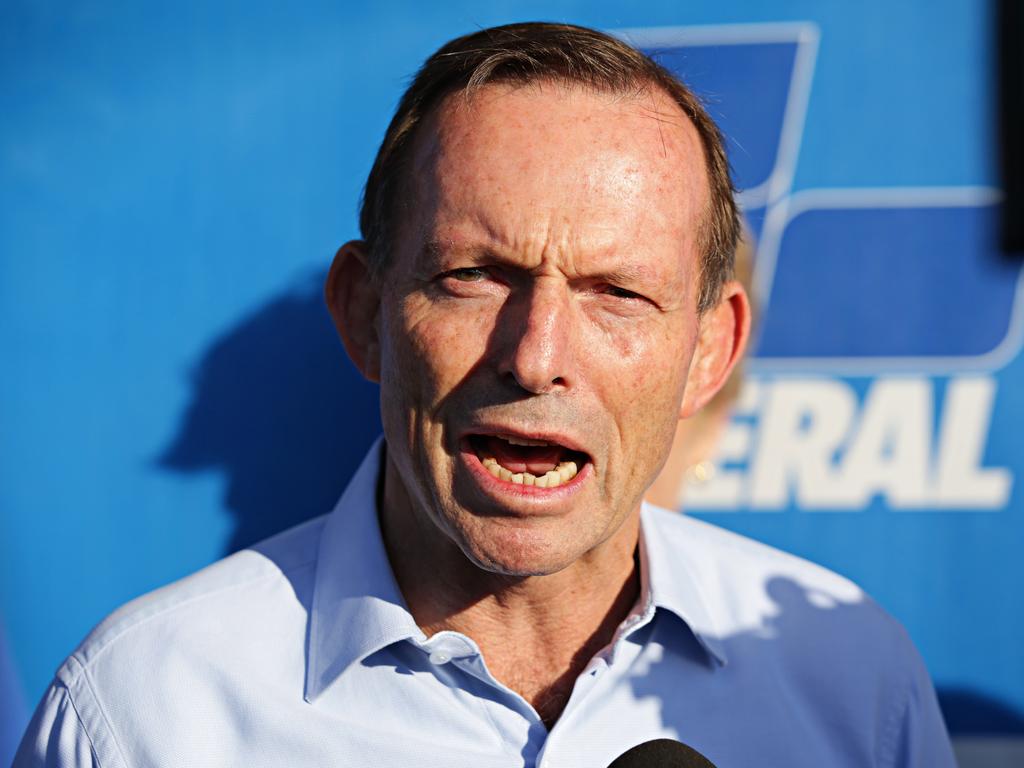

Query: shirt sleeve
12,681,101,768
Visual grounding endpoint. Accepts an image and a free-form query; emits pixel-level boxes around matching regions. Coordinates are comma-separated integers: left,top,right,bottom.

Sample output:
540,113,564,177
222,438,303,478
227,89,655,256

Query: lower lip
459,443,592,501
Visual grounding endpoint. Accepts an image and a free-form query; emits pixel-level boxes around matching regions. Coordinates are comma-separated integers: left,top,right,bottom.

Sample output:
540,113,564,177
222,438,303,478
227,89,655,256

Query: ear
679,280,750,419
324,240,382,383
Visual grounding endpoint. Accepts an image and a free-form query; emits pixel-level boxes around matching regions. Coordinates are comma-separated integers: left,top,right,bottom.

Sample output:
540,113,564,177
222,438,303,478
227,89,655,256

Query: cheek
584,320,694,468
387,298,492,404
592,319,692,403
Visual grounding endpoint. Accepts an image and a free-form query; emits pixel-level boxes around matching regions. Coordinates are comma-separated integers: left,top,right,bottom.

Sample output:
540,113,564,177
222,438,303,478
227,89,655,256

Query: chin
454,519,586,577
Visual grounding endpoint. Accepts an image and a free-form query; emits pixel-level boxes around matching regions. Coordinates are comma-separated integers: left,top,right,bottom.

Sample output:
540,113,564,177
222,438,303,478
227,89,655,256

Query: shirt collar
305,436,423,702
639,502,729,666
305,441,727,701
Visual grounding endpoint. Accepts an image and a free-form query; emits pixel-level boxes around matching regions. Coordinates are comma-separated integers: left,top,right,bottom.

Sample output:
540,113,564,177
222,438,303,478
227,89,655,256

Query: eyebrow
421,239,483,265
594,263,659,286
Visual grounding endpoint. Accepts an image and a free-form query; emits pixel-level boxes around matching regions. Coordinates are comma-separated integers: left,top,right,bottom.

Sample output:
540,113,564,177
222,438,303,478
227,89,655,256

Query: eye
444,267,488,282
601,284,646,301
434,266,502,297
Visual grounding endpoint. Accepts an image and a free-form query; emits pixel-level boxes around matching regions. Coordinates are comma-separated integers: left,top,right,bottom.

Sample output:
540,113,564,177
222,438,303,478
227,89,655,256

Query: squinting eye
446,268,488,282
603,284,644,300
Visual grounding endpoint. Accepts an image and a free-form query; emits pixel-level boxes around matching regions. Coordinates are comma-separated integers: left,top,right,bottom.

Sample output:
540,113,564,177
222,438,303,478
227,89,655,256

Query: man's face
373,83,716,576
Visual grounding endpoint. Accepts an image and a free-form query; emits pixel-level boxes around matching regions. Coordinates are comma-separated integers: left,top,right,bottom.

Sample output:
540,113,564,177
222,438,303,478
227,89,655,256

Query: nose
497,280,577,394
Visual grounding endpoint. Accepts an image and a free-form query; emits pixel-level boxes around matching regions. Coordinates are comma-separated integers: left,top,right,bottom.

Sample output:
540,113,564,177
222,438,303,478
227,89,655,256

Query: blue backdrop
2,1,1019,764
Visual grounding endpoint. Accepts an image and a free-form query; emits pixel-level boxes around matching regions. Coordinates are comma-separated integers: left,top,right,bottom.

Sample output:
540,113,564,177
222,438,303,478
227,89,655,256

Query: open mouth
468,434,590,489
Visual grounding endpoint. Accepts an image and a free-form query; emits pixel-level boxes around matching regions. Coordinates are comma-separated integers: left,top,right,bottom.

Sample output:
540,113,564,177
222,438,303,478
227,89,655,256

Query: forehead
403,82,709,273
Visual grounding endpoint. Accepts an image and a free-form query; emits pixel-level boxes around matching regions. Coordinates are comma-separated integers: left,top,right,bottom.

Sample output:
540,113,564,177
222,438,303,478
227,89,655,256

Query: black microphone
606,738,718,768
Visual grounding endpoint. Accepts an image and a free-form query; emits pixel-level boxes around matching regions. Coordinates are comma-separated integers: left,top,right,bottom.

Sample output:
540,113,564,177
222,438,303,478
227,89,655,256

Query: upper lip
461,424,592,458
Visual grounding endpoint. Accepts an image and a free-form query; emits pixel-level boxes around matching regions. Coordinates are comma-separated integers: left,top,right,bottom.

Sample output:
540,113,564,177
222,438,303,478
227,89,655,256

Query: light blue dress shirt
16,439,955,767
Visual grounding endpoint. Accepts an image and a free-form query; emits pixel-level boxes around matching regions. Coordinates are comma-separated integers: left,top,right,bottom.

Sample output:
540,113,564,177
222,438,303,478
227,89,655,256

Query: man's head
327,22,749,579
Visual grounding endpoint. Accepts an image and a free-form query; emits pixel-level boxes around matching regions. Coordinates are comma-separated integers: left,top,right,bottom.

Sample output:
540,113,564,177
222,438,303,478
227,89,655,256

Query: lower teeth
480,457,579,487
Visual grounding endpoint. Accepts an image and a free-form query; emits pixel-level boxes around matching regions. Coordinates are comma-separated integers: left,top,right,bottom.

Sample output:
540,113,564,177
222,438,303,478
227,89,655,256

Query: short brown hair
359,22,739,312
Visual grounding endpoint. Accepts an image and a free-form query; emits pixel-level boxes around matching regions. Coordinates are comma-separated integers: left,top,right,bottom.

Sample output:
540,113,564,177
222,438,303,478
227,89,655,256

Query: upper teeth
503,435,552,446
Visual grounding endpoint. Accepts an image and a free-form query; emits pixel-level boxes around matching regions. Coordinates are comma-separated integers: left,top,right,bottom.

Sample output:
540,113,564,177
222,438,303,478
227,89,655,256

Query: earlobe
679,281,750,419
324,240,382,383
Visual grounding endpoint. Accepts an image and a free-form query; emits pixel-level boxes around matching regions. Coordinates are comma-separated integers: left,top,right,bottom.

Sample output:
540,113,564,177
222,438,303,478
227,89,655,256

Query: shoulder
643,506,952,762
19,517,327,767
59,515,325,688
644,503,866,599
642,509,954,764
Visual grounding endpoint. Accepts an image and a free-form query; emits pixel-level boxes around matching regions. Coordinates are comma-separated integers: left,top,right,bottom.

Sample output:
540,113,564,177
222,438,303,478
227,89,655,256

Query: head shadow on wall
158,271,382,554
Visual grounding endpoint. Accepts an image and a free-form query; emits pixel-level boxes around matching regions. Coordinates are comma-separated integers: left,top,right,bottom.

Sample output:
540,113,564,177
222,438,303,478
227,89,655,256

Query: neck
379,453,641,727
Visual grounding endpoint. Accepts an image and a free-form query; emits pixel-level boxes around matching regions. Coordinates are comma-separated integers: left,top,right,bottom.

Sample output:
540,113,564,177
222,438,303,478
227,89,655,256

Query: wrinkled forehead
403,81,710,252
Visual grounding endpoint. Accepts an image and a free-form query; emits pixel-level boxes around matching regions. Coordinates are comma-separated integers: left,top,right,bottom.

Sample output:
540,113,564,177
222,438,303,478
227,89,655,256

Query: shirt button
428,650,451,665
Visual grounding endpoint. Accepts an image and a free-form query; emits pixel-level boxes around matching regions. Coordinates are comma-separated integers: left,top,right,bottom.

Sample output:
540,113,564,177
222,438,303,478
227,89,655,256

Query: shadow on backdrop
938,688,1024,736
159,272,381,554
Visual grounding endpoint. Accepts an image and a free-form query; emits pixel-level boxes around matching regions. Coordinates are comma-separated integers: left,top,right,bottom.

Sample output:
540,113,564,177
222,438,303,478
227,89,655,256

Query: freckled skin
378,83,713,577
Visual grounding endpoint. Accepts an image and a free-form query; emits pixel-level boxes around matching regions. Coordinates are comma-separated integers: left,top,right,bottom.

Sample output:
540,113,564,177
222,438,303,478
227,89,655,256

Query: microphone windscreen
606,738,718,768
